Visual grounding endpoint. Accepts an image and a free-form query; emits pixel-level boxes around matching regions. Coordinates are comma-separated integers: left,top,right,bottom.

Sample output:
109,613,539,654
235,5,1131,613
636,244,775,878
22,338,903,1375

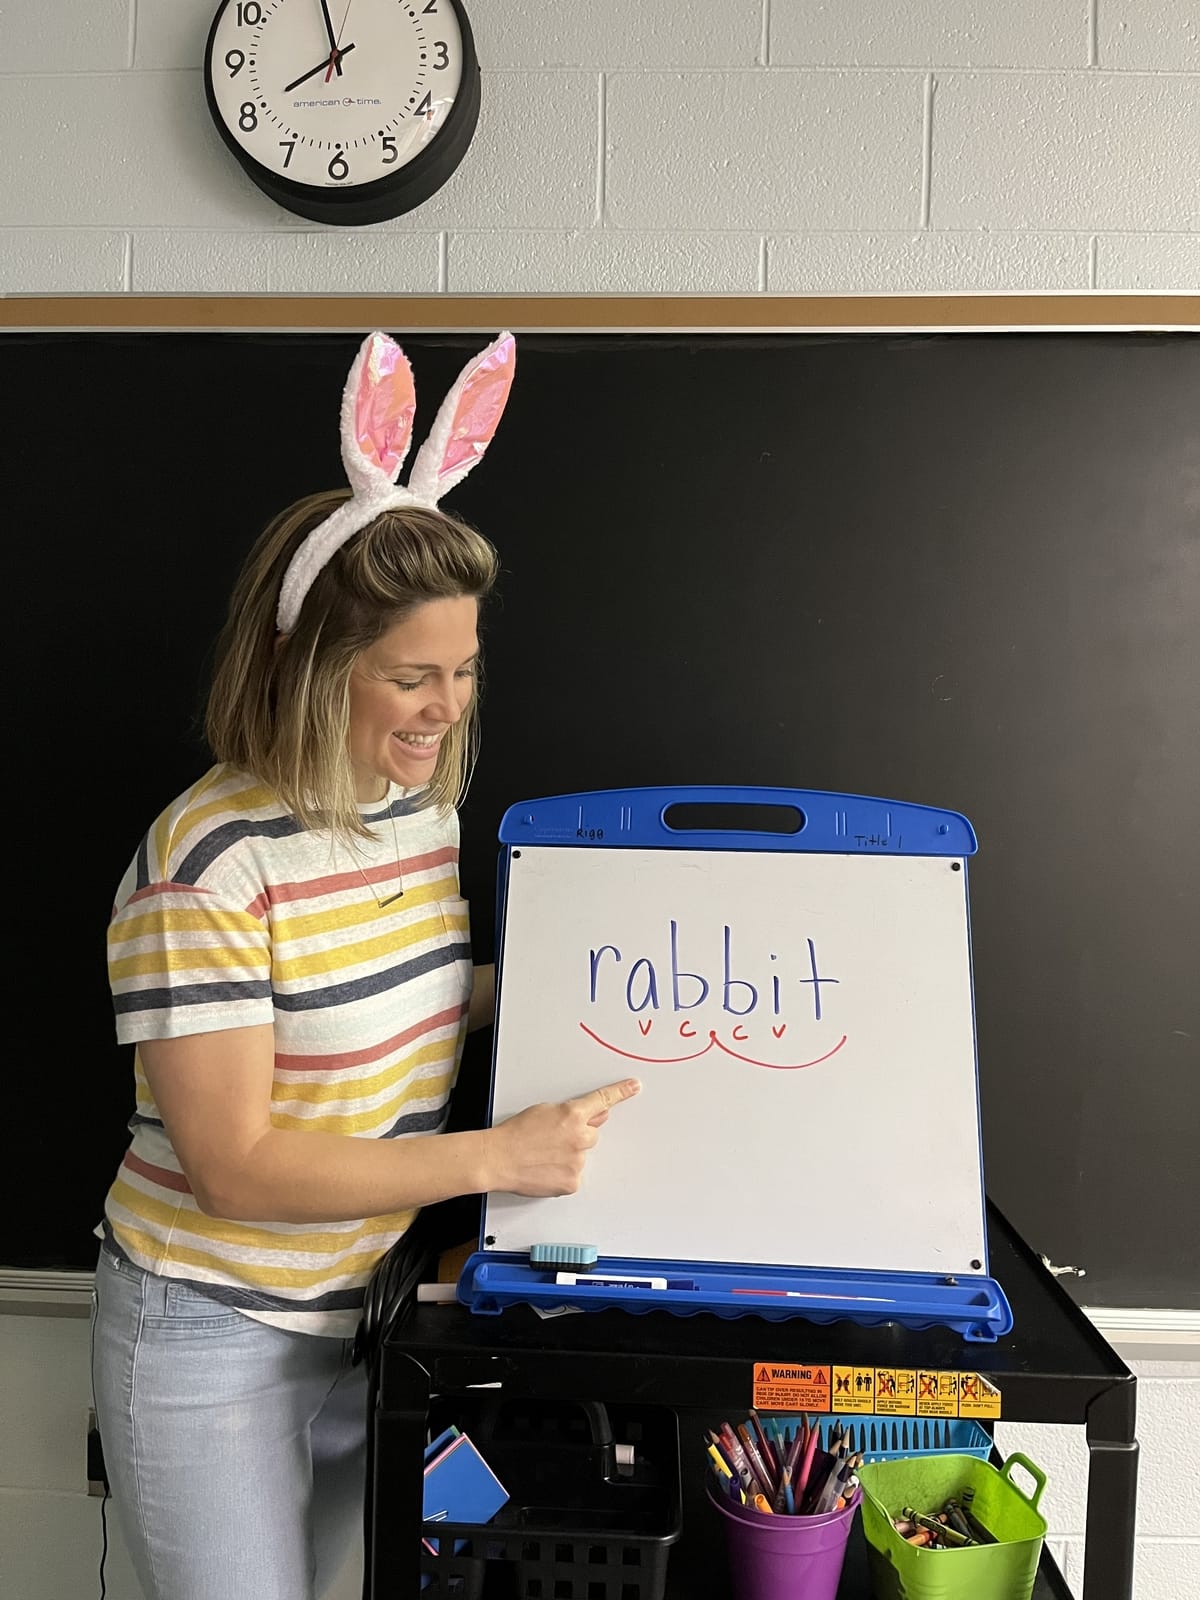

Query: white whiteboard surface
483,846,988,1277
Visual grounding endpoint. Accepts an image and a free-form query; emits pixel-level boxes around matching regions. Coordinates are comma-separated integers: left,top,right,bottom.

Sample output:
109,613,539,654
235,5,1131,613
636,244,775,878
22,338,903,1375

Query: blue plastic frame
460,787,1012,1343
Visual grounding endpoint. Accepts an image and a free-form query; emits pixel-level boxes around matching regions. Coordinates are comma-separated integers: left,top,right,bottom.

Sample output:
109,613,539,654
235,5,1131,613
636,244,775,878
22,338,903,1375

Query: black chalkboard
4,323,1197,1308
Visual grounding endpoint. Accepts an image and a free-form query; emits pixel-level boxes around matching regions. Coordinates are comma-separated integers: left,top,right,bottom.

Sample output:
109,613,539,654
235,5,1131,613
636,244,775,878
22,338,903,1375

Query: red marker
731,1288,895,1303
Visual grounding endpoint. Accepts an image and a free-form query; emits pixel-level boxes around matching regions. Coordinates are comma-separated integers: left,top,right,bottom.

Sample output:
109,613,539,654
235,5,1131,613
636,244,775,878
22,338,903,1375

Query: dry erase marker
730,1288,895,1303
554,1272,696,1290
720,1427,761,1495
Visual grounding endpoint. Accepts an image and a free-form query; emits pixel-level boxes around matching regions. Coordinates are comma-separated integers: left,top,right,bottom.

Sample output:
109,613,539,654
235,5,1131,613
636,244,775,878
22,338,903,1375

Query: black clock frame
203,0,481,226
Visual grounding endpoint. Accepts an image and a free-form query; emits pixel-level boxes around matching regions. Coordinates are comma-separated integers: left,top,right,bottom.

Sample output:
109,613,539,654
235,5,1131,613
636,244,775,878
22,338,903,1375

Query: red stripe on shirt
274,1003,467,1072
124,881,220,908
122,1149,194,1195
245,845,459,918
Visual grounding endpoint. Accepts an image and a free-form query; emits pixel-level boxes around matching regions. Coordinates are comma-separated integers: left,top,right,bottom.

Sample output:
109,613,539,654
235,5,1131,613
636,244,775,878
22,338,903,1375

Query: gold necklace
353,800,405,908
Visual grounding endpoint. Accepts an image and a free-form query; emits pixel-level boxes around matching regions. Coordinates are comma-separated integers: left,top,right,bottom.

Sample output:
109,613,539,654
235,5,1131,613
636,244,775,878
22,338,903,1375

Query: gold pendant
377,890,405,908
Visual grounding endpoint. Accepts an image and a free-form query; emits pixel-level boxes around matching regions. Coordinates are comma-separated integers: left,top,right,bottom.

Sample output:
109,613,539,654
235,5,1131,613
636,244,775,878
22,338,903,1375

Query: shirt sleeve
107,878,273,1045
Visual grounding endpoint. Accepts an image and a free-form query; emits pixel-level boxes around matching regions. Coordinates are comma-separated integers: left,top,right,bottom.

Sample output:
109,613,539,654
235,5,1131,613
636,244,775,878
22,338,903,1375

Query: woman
92,332,639,1600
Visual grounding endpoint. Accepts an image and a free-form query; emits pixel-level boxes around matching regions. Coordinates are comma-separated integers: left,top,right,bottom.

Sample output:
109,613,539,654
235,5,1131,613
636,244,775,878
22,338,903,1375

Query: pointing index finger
571,1077,642,1117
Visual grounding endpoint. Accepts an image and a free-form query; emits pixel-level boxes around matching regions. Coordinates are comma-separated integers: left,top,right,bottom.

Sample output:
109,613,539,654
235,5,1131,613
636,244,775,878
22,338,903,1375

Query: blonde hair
206,490,500,841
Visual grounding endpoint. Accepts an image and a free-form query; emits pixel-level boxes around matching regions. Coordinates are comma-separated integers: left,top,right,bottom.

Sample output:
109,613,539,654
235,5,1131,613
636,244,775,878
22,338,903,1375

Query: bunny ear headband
276,329,516,634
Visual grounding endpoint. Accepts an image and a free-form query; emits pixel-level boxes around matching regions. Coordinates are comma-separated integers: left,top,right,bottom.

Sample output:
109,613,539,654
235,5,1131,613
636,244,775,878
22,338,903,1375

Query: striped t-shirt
103,764,472,1337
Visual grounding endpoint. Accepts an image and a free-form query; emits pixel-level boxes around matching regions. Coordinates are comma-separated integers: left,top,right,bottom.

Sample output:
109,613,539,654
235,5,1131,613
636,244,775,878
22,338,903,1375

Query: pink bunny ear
340,331,417,494
407,332,516,503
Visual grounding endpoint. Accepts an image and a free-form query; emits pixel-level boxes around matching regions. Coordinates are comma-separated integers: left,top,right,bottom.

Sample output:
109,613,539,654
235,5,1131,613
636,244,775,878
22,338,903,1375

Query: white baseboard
0,1270,94,1317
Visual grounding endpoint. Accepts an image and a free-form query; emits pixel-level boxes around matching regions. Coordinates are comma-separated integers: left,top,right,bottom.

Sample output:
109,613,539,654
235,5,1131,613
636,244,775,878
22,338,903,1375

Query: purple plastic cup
707,1481,859,1600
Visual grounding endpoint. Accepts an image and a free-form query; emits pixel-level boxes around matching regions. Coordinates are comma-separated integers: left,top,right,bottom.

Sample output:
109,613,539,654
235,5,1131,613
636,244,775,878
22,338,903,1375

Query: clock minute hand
318,0,343,75
319,0,339,50
284,41,356,94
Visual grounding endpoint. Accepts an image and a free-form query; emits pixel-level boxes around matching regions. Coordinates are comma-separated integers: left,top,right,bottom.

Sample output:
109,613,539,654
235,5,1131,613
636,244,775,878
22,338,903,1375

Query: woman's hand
484,1078,641,1197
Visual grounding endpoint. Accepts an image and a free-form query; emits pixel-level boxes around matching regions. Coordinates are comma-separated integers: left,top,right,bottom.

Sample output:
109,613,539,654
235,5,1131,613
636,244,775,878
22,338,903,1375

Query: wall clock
204,1,480,225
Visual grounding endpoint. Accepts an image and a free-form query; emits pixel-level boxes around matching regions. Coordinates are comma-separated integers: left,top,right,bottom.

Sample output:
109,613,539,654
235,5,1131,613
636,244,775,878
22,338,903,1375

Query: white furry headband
276,329,516,634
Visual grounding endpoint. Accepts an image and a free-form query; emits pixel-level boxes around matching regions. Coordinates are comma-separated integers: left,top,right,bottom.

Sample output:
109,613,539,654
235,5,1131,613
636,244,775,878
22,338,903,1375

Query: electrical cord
353,1192,480,1369
88,1293,109,1600
354,1211,436,1370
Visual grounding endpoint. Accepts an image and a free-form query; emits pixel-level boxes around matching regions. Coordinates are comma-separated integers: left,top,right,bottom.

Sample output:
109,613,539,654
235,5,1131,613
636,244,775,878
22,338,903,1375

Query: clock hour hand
283,41,356,94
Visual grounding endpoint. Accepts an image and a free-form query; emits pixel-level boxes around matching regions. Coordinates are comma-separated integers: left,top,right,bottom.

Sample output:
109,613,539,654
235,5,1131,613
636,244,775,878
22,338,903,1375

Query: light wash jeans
90,1245,368,1600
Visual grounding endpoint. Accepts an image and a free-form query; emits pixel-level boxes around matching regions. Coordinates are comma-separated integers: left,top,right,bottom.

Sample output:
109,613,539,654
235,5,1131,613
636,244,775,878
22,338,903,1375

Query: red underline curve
578,1022,848,1070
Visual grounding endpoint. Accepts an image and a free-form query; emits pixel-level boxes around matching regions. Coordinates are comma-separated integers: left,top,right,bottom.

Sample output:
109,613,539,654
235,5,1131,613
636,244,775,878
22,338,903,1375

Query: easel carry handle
498,786,977,855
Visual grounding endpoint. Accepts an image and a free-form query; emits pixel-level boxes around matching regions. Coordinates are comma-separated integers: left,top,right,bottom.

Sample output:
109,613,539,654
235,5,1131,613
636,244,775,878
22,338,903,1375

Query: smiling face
347,595,481,801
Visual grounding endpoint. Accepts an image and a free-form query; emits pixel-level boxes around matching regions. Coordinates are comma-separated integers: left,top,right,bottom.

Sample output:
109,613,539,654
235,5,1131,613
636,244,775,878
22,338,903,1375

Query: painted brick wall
1,1,1197,293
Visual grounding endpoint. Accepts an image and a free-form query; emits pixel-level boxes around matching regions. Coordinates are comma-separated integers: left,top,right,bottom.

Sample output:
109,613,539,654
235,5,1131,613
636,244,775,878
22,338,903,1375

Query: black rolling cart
366,1203,1137,1600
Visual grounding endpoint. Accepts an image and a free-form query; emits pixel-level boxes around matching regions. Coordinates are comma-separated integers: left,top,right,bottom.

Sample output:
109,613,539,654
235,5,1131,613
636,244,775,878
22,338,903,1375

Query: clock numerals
205,0,480,222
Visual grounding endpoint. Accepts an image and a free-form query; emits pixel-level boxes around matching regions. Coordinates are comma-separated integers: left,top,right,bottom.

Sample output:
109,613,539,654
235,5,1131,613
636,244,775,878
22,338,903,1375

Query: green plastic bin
858,1451,1048,1600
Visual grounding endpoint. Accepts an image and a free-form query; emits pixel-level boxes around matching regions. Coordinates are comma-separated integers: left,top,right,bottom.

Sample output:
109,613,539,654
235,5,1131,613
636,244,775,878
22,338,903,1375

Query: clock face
205,0,478,222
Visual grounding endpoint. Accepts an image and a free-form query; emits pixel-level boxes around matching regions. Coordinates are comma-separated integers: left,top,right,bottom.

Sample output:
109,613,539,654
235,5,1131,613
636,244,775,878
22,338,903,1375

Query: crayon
904,1509,972,1547
944,1502,972,1541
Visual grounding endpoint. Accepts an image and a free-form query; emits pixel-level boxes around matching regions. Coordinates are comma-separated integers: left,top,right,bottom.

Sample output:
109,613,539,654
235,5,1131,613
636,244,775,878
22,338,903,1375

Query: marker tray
420,1397,681,1600
858,1451,1048,1600
766,1413,993,1463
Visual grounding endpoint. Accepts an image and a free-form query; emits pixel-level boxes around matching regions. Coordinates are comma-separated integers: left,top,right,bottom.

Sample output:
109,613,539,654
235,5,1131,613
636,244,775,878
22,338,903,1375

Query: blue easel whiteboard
484,845,989,1278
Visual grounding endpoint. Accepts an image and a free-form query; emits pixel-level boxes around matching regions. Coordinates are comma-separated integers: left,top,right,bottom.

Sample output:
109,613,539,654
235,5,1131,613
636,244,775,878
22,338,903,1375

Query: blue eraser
529,1243,598,1270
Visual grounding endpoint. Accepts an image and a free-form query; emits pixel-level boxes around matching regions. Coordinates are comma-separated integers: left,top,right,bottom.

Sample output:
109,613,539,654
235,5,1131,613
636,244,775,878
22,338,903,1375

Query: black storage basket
419,1397,681,1600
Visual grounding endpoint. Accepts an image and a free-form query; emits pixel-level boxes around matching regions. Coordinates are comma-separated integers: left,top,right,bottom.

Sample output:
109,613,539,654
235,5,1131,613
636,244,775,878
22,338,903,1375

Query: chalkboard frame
3,294,1197,1317
2,291,1199,335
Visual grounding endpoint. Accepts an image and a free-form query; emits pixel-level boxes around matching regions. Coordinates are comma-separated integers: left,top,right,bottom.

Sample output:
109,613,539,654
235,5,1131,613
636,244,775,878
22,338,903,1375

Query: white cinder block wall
1,2,1197,1597
1,0,1198,292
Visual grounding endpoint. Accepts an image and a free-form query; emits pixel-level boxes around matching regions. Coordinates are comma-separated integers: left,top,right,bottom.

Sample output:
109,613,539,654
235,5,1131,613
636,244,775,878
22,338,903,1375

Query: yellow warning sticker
751,1363,831,1413
872,1369,917,1416
752,1362,1000,1419
831,1366,876,1413
917,1371,960,1417
958,1372,1003,1419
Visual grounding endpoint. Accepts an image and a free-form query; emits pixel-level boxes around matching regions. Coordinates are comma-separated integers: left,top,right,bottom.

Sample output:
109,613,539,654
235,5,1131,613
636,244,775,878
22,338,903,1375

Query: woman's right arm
140,1025,640,1224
